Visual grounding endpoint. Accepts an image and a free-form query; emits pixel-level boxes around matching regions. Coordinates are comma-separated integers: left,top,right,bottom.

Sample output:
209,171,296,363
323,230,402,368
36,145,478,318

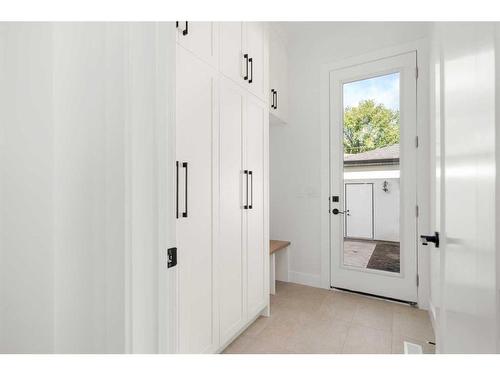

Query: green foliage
343,99,400,154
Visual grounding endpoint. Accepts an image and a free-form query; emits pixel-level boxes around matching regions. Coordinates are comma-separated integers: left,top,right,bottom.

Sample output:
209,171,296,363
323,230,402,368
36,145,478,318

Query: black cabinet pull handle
274,90,278,109
183,21,188,36
243,54,249,81
182,162,188,217
176,21,179,29
176,161,180,218
243,170,249,209
249,57,253,84
249,171,253,209
271,89,275,109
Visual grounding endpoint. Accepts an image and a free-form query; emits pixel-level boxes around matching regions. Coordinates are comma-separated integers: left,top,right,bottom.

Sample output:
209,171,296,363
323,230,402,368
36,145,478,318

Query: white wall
0,23,55,353
0,23,173,353
270,22,431,289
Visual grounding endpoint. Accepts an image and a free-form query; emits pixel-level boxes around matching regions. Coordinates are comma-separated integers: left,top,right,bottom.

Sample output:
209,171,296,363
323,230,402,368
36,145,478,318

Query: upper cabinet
269,28,288,124
220,22,244,85
220,22,268,102
245,23,268,101
176,21,219,68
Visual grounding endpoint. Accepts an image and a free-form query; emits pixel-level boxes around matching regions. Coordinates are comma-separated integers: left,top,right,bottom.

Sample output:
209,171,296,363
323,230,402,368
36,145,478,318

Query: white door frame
319,39,431,307
154,22,177,354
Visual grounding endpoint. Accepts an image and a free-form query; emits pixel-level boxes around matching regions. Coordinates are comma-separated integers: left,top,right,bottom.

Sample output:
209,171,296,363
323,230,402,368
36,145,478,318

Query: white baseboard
289,271,322,288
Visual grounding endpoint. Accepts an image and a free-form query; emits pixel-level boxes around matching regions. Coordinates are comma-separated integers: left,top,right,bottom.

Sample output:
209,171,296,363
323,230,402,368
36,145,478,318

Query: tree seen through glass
343,73,400,154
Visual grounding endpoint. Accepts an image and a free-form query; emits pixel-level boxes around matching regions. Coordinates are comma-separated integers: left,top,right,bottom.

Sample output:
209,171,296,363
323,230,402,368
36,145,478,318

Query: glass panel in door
342,72,401,274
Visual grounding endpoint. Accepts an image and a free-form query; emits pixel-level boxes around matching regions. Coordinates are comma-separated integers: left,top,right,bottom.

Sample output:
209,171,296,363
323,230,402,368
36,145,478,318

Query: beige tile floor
223,281,435,354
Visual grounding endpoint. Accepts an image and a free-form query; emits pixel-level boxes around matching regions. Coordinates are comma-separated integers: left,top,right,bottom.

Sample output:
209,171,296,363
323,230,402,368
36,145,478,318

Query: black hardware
249,57,253,84
271,90,277,109
420,232,439,248
243,54,249,80
182,162,188,218
243,170,249,209
176,161,180,219
176,21,188,36
382,180,389,192
249,171,253,209
331,195,339,203
332,208,349,215
167,247,177,268
271,89,275,109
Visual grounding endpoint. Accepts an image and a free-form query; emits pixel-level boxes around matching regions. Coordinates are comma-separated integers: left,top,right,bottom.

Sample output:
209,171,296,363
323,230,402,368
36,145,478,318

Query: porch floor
344,239,400,273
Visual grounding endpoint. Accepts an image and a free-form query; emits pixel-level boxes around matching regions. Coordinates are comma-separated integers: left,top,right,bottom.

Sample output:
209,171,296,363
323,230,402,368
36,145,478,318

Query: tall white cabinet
175,22,269,353
176,45,219,353
245,95,267,318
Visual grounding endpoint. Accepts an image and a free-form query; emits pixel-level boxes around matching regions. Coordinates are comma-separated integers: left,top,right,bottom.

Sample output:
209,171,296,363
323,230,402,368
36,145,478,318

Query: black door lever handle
332,208,349,215
420,232,439,248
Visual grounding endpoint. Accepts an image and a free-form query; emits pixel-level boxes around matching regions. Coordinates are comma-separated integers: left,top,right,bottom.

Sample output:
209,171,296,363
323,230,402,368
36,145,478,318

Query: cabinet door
245,22,268,102
269,29,288,124
176,46,217,353
245,96,267,317
269,32,280,114
176,22,219,68
220,22,245,85
219,78,246,344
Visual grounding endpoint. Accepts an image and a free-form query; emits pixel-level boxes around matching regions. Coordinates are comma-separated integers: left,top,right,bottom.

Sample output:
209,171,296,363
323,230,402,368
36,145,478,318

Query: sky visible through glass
343,72,400,111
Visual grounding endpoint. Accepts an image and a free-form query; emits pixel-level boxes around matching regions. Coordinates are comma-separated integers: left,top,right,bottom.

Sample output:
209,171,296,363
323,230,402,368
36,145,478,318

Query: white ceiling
272,21,432,46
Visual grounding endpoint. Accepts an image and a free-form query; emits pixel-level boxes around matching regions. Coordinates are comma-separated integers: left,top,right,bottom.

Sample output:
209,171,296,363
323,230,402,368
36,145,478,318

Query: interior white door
245,95,267,317
176,22,218,68
435,23,498,354
330,52,418,303
218,77,246,344
345,183,373,239
176,46,217,353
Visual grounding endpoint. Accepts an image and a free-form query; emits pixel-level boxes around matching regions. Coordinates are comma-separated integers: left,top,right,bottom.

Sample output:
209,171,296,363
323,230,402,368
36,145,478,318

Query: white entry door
345,183,373,239
329,51,418,303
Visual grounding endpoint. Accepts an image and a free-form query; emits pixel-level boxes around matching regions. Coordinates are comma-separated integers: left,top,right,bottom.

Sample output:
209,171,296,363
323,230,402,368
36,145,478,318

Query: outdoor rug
366,241,400,273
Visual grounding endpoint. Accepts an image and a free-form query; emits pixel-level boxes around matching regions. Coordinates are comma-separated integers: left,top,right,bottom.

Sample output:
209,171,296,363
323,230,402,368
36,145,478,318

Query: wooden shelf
270,240,291,254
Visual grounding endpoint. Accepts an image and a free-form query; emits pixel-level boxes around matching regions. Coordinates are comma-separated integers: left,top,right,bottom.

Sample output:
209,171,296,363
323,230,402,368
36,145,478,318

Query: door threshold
330,286,417,306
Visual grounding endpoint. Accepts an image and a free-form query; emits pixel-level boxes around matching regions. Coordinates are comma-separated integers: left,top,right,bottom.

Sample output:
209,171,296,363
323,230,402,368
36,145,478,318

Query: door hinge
415,67,419,79
415,136,419,148
416,205,419,218
416,274,420,287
